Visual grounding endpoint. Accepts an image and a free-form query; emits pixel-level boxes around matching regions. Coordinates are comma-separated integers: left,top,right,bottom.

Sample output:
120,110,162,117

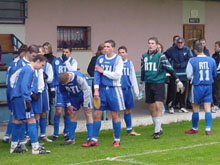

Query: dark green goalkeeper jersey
141,51,175,83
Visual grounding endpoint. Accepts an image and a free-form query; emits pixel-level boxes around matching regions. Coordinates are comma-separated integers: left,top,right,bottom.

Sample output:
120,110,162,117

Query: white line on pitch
71,141,220,165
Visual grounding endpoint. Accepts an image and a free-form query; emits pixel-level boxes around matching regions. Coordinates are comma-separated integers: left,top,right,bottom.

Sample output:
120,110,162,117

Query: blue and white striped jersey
186,55,217,85
50,57,77,89
121,59,139,97
94,54,123,88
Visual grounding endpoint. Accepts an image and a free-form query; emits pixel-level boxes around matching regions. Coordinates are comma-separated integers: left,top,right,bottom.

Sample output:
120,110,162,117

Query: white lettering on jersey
101,65,112,71
199,62,209,70
123,67,130,76
144,62,157,71
65,86,80,94
58,66,68,73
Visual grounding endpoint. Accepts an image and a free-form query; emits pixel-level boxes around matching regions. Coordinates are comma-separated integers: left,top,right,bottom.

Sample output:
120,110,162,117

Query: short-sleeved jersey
10,64,35,101
60,71,91,107
94,54,123,87
186,55,217,85
121,59,139,97
51,57,77,88
141,51,174,83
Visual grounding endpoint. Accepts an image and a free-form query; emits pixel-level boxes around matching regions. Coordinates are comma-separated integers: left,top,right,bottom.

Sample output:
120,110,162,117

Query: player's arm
186,60,193,80
98,56,123,80
130,61,139,97
21,70,34,101
65,59,78,71
93,57,102,99
77,76,91,107
37,69,45,93
45,63,54,83
212,59,217,78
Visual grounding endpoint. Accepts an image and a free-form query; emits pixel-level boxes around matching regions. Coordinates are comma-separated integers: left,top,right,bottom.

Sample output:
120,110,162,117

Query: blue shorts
42,89,50,112
97,86,125,111
68,93,92,111
11,97,34,120
31,94,43,114
122,88,134,109
55,85,65,107
192,85,212,104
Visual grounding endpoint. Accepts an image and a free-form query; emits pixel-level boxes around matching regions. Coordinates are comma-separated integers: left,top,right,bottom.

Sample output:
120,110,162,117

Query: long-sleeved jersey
60,71,91,107
94,54,123,88
50,57,77,89
42,62,54,90
10,64,35,101
141,51,176,83
186,55,217,85
212,51,220,71
121,59,139,97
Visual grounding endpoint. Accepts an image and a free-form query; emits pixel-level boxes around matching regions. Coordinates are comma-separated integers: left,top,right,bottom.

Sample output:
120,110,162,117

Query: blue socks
28,123,38,143
68,121,77,140
86,123,93,140
92,121,101,140
18,122,25,143
205,112,212,131
64,116,70,135
113,121,121,141
5,114,13,137
124,113,132,133
192,112,199,130
54,115,60,137
40,117,47,137
11,123,22,142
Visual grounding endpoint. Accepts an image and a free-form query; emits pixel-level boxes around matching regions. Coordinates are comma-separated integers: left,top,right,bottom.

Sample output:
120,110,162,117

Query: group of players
2,36,218,154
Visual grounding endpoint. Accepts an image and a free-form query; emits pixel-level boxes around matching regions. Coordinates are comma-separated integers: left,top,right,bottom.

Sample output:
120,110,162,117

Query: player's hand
25,100,31,112
176,79,184,94
31,92,41,101
62,54,68,62
94,88,99,100
83,107,92,113
95,65,104,73
139,82,145,92
43,72,48,80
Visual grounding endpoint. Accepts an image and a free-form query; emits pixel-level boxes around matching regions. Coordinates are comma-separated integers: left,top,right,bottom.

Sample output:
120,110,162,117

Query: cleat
152,130,163,136
127,131,141,136
168,107,174,114
63,133,69,140
32,146,50,154
82,139,92,147
82,140,98,147
205,130,212,135
113,141,120,147
2,137,10,143
41,137,53,142
179,108,189,113
19,143,28,152
153,132,160,139
52,136,58,141
60,140,75,145
10,144,28,153
185,128,198,134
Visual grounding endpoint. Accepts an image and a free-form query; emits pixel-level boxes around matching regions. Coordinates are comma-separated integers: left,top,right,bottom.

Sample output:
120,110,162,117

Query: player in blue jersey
185,43,217,135
50,46,78,141
38,46,54,142
58,71,93,146
118,46,141,136
84,40,125,148
10,55,50,154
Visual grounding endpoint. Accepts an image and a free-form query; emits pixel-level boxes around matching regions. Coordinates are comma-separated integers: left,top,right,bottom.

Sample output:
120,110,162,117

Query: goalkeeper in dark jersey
140,37,184,139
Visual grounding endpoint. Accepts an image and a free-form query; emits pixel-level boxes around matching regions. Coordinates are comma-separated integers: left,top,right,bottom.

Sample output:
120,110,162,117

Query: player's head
214,41,220,52
43,42,53,54
157,43,164,53
96,43,105,56
173,35,180,46
104,40,115,55
27,45,40,61
59,72,74,85
118,46,128,61
199,39,206,47
176,37,185,49
63,46,72,58
17,44,28,59
32,54,47,70
38,46,45,56
194,43,203,55
148,37,158,53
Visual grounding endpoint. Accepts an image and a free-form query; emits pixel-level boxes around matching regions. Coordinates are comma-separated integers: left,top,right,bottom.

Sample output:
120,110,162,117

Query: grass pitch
1,118,220,165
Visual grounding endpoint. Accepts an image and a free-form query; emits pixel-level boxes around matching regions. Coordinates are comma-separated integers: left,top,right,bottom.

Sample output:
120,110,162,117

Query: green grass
1,118,220,165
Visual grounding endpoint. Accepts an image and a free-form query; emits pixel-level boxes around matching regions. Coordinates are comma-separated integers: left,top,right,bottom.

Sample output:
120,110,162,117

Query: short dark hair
199,38,206,42
215,41,220,47
104,40,116,48
63,46,72,52
59,72,69,84
194,43,203,53
118,46,127,53
32,54,47,62
173,35,180,42
148,37,159,44
28,45,39,54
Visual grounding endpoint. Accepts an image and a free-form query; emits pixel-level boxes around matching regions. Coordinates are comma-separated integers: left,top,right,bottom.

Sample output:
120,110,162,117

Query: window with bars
0,0,27,24
57,26,91,50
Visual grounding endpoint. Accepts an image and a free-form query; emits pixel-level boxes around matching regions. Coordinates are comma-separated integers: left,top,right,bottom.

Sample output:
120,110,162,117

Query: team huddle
2,37,219,154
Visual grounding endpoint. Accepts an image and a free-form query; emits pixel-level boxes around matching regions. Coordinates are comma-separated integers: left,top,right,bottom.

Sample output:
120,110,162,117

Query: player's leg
3,113,13,143
91,110,103,144
53,106,62,140
63,107,71,139
82,107,93,146
111,110,121,147
10,119,23,153
204,102,212,135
